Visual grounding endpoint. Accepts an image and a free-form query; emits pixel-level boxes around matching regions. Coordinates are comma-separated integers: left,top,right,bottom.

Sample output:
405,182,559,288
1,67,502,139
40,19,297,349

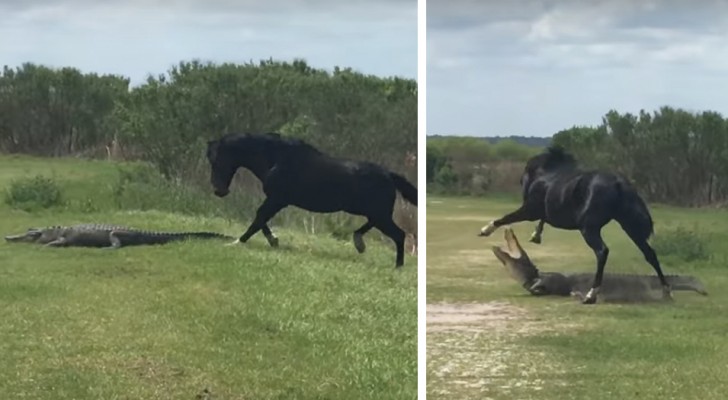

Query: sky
0,0,417,85
428,0,728,137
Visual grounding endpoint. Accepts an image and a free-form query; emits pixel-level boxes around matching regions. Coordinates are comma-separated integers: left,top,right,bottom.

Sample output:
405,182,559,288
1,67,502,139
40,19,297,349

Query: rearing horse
478,146,671,304
206,132,418,268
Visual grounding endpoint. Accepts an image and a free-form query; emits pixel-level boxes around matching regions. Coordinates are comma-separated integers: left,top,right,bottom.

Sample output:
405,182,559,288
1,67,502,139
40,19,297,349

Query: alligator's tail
115,230,234,246
389,172,417,206
170,231,235,241
665,275,708,295
636,274,708,295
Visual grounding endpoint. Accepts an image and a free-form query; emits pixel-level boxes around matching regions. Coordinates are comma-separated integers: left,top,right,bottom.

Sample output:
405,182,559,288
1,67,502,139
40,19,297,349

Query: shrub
652,226,710,262
4,175,64,211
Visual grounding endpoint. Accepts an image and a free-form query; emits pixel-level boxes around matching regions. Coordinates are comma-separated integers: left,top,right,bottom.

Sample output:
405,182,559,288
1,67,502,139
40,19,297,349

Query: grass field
427,195,728,400
0,155,417,399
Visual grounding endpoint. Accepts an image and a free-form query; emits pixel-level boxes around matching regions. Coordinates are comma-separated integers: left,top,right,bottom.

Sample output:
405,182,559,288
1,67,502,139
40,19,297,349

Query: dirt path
427,302,526,333
427,301,575,399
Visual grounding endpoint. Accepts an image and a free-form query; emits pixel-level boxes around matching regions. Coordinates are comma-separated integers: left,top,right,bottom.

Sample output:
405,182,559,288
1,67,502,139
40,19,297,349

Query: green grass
0,154,417,399
427,195,728,400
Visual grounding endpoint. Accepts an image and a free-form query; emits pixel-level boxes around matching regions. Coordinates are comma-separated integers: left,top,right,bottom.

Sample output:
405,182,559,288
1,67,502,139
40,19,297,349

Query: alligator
491,227,707,303
5,224,233,249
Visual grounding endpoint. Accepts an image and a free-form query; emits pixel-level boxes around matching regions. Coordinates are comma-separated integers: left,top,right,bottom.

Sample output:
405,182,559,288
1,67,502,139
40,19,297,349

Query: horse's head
206,134,276,197
206,138,235,197
520,146,576,193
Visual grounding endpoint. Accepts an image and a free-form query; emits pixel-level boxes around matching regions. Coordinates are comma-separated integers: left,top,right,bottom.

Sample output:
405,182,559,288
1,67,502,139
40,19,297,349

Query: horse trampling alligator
478,146,672,304
491,228,707,303
5,224,233,248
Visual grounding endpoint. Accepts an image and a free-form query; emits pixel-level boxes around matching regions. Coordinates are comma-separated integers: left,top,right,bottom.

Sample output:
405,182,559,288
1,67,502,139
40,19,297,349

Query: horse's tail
389,172,417,206
615,180,654,241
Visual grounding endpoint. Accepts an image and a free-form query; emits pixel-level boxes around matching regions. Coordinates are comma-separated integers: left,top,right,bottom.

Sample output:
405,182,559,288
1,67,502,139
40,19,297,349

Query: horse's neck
238,160,273,182
546,165,578,175
242,163,272,181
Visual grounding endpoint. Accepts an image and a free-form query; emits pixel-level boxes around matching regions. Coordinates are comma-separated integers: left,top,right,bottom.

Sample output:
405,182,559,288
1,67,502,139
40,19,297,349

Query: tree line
426,136,539,195
0,60,417,184
552,107,728,206
429,106,728,207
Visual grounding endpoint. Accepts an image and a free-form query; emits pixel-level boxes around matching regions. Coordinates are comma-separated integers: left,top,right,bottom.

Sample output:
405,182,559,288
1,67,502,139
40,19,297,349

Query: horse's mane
541,146,577,170
219,132,322,154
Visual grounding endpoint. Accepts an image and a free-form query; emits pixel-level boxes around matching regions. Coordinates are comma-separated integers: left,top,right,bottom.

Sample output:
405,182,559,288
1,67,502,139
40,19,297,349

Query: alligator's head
491,228,541,287
5,227,61,244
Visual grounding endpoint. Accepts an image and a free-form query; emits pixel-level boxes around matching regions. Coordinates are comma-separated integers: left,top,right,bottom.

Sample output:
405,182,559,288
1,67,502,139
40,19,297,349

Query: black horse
206,132,417,268
478,146,671,304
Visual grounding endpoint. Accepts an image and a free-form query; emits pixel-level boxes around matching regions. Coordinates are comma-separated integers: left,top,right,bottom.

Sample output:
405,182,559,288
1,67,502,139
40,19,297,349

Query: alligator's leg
101,232,123,250
530,220,545,244
527,279,549,296
353,219,374,254
580,227,609,305
570,291,586,302
479,204,539,237
230,199,286,246
261,225,279,247
44,238,68,247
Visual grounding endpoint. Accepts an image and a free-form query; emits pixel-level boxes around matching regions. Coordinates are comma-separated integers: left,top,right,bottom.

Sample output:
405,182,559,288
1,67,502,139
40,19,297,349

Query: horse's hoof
268,237,279,248
353,234,366,253
582,296,597,305
225,239,241,247
529,233,542,244
479,222,496,237
581,288,599,304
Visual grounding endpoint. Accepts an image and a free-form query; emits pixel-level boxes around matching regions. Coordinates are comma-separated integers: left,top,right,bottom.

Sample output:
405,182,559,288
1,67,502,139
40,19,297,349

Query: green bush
433,164,458,190
112,164,243,218
652,226,710,262
4,175,64,211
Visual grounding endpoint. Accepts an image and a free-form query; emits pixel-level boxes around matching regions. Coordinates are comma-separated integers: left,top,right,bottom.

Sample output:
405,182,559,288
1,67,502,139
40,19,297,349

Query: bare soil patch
427,302,577,399
427,301,526,333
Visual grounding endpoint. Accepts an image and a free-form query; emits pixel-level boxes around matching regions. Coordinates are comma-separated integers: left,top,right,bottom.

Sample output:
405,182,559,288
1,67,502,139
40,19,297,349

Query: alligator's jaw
4,233,27,242
491,228,540,285
5,231,41,243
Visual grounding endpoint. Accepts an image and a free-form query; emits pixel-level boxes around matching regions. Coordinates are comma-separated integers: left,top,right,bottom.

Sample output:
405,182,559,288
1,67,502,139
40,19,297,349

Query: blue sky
0,0,417,85
427,0,728,137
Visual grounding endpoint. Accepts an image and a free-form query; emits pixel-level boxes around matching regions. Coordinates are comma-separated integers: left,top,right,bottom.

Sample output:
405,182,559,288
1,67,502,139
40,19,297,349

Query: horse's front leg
228,198,286,246
530,220,545,244
479,205,539,237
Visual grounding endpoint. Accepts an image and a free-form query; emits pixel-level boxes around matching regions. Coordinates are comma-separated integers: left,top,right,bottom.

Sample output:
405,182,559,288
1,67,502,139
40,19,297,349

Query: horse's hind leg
579,227,610,304
530,220,545,244
625,231,672,300
261,225,279,247
353,220,374,254
374,218,406,268
479,205,539,237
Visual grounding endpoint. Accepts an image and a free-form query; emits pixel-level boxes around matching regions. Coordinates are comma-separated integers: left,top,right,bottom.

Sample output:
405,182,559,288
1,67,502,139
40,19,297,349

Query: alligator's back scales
5,224,234,249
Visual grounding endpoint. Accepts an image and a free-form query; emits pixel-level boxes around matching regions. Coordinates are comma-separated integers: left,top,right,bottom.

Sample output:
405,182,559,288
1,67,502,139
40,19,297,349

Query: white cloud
427,0,728,136
0,0,416,84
